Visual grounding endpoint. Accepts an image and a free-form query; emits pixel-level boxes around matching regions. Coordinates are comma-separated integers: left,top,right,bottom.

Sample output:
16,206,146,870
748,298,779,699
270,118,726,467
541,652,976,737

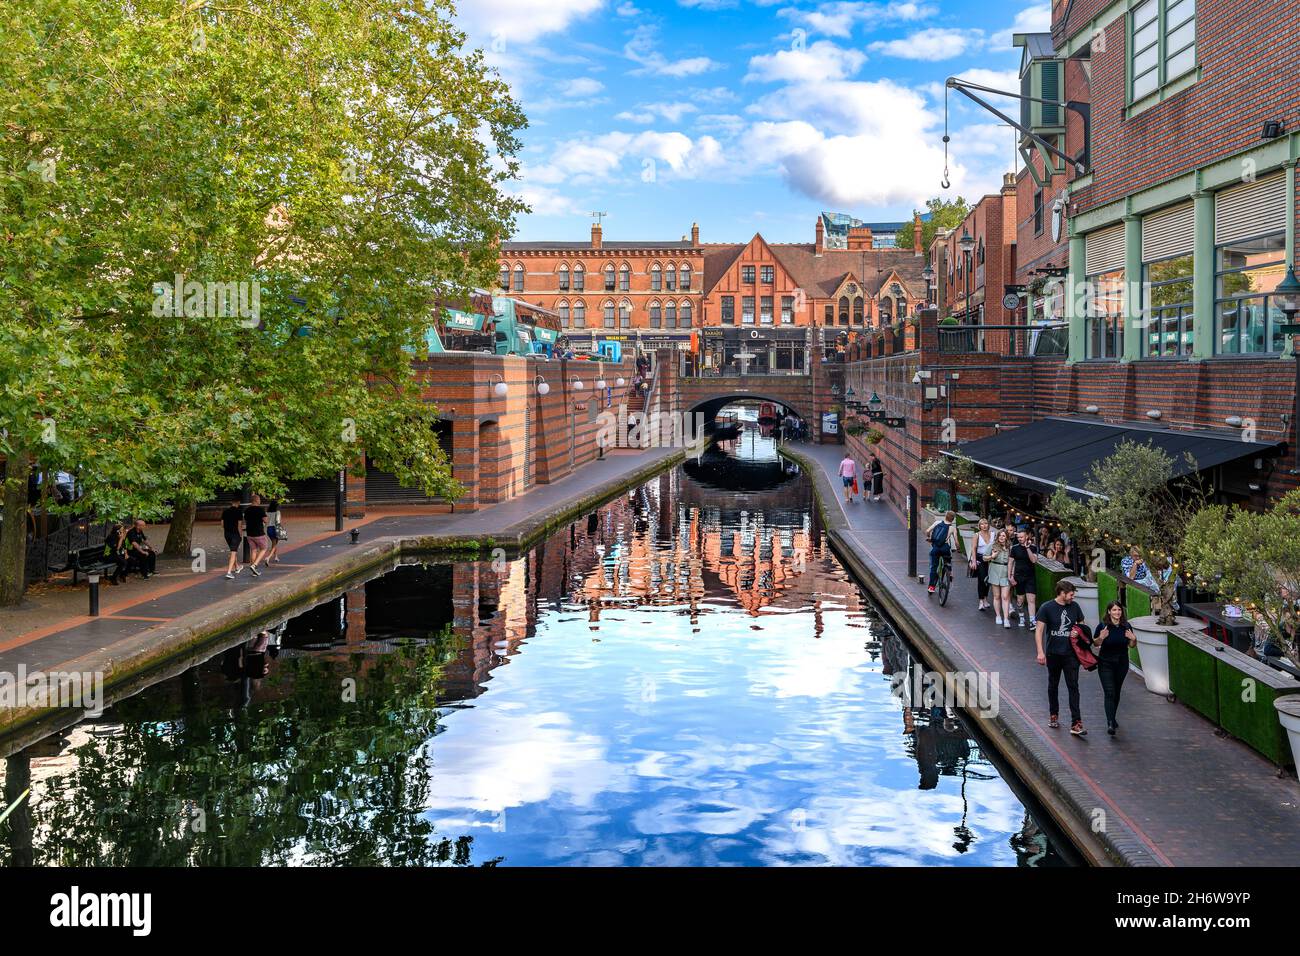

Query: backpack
930,522,950,547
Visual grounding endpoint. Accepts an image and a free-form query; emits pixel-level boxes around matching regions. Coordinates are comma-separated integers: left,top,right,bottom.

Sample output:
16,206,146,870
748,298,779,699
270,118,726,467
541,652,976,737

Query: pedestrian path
791,442,1300,867
0,448,680,717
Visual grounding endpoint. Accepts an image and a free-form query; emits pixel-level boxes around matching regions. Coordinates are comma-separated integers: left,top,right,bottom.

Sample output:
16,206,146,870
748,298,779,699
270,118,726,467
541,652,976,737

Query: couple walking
838,452,883,505
1033,580,1138,738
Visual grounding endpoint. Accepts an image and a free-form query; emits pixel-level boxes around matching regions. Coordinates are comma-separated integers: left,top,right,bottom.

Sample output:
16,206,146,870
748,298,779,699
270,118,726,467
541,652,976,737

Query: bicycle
931,550,953,606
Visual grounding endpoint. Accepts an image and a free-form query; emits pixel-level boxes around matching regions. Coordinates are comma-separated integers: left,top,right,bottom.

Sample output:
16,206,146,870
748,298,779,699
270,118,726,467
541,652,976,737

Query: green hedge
1216,655,1300,766
1125,584,1153,667
1035,559,1071,598
1168,629,1220,724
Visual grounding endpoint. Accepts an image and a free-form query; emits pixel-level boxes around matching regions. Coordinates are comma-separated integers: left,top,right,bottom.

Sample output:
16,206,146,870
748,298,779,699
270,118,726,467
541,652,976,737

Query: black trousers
129,550,157,577
1046,652,1081,723
974,559,990,600
1096,655,1129,727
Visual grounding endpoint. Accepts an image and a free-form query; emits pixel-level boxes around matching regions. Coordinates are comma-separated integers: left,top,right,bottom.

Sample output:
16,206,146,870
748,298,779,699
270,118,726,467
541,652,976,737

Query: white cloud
559,77,606,97
527,130,726,185
456,0,606,45
779,1,935,40
990,2,1052,48
624,24,723,77
615,0,643,14
745,41,868,83
510,183,586,216
869,27,983,60
615,101,701,123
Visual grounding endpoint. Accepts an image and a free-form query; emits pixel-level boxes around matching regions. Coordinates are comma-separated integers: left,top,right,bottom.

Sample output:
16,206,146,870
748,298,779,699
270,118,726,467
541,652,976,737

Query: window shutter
1039,60,1060,125
1141,201,1194,261
1215,172,1287,246
1084,225,1125,274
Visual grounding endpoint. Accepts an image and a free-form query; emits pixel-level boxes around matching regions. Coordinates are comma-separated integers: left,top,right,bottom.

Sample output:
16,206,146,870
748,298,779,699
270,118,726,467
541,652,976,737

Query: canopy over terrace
942,417,1283,501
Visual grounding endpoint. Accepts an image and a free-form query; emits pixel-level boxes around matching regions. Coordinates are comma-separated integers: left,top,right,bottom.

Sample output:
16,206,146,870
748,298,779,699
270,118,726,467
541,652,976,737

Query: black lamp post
1276,266,1300,470
922,264,935,306
959,229,975,349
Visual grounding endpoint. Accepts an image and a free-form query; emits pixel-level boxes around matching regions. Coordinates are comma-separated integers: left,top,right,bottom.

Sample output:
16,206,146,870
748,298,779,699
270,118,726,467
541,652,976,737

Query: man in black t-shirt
221,494,245,579
1010,529,1039,628
243,494,269,577
125,519,157,578
1034,580,1088,736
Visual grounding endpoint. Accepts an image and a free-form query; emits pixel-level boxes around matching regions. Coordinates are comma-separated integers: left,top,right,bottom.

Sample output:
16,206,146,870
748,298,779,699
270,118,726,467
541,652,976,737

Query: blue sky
453,0,1050,244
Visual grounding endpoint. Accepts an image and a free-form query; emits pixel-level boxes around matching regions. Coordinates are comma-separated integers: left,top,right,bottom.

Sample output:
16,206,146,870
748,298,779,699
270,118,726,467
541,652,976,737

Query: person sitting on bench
104,524,131,584
126,519,157,579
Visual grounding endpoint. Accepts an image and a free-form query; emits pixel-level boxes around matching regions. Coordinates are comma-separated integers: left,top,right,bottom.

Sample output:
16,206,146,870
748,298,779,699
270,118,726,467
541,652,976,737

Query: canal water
0,426,1068,867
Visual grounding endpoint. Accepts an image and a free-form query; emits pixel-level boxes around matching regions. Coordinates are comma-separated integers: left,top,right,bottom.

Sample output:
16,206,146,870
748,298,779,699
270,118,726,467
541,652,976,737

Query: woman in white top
968,517,995,611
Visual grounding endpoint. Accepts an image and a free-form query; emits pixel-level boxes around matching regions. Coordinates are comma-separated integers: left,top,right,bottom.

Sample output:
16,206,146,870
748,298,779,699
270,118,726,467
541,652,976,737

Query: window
721,295,734,324
499,264,509,290
838,295,849,326
649,301,662,328
1033,189,1044,235
741,265,755,284
1085,269,1125,358
573,264,585,291
760,265,774,284
898,300,908,319
573,301,586,327
760,296,773,324
651,263,662,291
619,300,631,327
1215,232,1287,355
824,304,834,325
603,264,615,292
781,296,794,324
852,296,863,325
977,238,985,264
1143,254,1193,357
680,301,692,327
665,265,676,291
1130,0,1196,103
665,302,676,328
558,263,570,291
559,301,570,327
603,301,615,328
619,264,630,292
512,264,524,292
680,264,692,291
742,296,754,324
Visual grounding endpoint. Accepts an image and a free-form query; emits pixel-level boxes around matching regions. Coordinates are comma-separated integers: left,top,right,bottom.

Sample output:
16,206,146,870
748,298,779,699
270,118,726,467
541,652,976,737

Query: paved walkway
792,442,1300,867
0,448,679,696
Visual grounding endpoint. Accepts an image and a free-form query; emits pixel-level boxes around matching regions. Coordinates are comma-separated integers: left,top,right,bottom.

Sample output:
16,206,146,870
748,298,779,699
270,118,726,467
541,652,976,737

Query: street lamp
866,391,884,421
1276,266,1300,471
922,264,935,306
959,229,975,348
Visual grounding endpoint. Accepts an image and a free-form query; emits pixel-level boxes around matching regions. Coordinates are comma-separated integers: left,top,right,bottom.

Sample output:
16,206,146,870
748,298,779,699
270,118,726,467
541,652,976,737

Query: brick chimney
814,215,824,255
591,221,603,248
691,222,699,246
847,226,873,251
913,211,923,257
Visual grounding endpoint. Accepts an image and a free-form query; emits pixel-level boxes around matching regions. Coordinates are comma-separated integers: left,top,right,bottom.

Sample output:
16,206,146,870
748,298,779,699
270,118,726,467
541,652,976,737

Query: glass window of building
651,263,662,291
573,264,584,291
513,264,524,292
781,296,794,324
838,296,849,325
760,296,773,324
680,264,692,290
559,301,570,326
1085,270,1125,358
761,265,774,284
665,263,677,291
558,263,569,290
1131,0,1196,102
573,301,585,327
665,302,677,328
680,301,692,327
619,264,630,292
742,296,755,324
619,300,631,327
1215,233,1287,354
649,301,662,327
721,296,734,324
603,264,615,291
603,301,615,327
852,296,863,324
499,264,509,290
741,265,755,284
1144,255,1194,356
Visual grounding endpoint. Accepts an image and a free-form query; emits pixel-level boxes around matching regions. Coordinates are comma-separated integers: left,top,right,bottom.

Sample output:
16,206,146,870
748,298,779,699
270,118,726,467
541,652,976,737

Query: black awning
944,417,1283,499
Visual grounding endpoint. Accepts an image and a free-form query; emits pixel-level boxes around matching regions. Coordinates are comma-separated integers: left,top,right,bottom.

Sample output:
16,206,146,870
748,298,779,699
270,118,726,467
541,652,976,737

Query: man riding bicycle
925,510,956,595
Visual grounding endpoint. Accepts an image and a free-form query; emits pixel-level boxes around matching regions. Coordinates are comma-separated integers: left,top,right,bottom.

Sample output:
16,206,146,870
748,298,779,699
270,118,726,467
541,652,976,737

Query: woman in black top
1091,601,1137,736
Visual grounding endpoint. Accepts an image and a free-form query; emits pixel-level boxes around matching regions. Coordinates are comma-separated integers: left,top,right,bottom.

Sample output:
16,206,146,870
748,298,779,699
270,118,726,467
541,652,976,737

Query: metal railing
937,323,1068,357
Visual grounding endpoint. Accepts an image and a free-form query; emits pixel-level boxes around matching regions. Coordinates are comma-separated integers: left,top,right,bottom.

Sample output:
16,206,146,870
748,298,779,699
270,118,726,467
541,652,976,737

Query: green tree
1,0,526,601
894,196,973,253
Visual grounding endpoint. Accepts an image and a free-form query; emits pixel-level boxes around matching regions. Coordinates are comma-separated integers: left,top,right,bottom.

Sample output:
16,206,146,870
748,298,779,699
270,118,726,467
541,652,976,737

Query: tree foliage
894,196,973,253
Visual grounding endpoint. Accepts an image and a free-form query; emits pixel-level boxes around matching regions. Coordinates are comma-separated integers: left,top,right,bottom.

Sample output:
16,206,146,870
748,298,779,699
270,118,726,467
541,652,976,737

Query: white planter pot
958,526,977,557
1062,577,1099,630
1275,695,1300,776
1129,614,1203,696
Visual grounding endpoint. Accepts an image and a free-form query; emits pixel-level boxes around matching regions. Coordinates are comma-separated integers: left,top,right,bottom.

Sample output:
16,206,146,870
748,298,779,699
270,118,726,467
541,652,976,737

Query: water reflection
0,439,1065,867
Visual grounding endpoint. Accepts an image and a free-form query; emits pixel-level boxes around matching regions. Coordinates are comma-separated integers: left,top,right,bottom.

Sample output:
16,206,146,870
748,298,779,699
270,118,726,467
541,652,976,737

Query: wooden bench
49,544,116,584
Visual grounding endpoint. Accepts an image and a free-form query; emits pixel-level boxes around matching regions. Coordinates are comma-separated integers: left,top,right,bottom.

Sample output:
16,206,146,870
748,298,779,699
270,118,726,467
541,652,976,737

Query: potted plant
865,426,885,445
1183,491,1300,770
1048,440,1208,694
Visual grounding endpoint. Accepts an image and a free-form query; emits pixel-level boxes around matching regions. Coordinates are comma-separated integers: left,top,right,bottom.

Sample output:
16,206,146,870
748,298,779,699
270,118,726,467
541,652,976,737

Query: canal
0,426,1071,867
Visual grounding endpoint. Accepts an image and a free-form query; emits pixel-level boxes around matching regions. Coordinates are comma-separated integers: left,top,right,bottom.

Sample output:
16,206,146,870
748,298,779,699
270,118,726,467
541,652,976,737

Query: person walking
838,452,858,505
243,494,270,577
968,517,994,611
265,499,283,565
925,510,956,594
1010,528,1040,628
868,453,884,502
1091,601,1137,736
986,529,1014,626
221,493,246,579
1034,580,1089,736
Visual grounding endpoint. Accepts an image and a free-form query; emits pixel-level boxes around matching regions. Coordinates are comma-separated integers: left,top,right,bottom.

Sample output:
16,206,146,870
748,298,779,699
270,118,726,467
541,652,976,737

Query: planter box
1168,626,1223,724
1035,557,1072,600
1125,581,1155,667
1216,652,1300,766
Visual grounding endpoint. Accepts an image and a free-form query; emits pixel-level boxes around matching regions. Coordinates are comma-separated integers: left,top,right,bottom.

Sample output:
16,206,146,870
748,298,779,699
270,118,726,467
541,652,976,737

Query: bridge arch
688,393,809,425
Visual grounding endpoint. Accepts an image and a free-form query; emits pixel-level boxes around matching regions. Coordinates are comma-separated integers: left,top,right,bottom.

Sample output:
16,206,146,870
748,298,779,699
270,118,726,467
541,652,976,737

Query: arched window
650,263,662,291
679,264,691,291
512,263,524,292
898,299,908,318
603,263,616,291
665,262,677,292
880,296,893,321
573,300,586,327
619,263,630,292
558,301,570,326
603,300,615,327
619,299,631,327
649,301,662,328
665,302,677,328
838,295,849,326
977,238,985,264
499,263,510,290
558,263,570,291
680,300,692,327
852,296,864,324
573,263,585,291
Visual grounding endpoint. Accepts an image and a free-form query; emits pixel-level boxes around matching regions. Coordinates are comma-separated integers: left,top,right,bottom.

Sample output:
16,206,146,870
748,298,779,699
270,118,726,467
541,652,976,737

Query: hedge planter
1129,615,1203,696
1062,576,1099,630
1035,558,1072,602
1275,695,1300,774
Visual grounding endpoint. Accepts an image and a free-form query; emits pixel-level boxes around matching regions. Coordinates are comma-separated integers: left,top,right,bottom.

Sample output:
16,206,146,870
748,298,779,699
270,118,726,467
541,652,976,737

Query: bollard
88,572,101,617
349,528,360,544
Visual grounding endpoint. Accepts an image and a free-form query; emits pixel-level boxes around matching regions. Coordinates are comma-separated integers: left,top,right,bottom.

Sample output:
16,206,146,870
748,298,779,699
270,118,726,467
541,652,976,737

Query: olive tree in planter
910,453,994,554
1049,440,1207,693
1182,492,1300,770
